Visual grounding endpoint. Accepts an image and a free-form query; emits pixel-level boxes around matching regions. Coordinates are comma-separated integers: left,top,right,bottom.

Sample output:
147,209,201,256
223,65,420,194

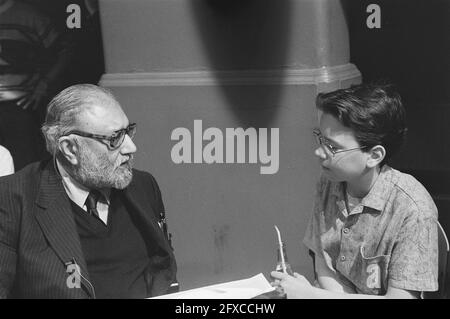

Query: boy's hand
271,271,315,299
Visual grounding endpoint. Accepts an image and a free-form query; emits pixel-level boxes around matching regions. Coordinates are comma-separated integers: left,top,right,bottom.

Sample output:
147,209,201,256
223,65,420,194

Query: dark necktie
85,190,102,218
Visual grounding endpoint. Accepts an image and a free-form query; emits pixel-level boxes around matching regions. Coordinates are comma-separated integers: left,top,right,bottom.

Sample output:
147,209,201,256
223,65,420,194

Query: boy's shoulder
385,166,437,219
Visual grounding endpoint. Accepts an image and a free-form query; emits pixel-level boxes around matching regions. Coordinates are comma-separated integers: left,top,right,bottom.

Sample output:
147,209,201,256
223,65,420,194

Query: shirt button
343,228,350,234
340,255,346,262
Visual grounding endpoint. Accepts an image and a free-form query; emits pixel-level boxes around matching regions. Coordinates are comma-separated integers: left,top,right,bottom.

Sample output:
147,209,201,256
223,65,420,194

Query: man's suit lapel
121,186,171,253
34,161,92,297
121,185,177,296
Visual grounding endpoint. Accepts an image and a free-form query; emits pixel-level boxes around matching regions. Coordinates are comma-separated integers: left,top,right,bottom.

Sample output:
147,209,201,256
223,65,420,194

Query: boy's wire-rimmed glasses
313,128,366,157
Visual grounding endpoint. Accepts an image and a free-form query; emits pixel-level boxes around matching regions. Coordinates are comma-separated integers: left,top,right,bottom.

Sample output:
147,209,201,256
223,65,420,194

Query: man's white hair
41,84,117,155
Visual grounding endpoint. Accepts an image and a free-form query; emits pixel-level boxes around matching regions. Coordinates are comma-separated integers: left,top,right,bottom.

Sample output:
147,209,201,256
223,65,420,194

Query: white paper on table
149,273,275,299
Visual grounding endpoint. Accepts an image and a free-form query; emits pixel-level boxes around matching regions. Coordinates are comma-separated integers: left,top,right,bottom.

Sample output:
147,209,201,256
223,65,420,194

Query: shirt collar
330,165,396,215
360,165,396,212
56,159,110,209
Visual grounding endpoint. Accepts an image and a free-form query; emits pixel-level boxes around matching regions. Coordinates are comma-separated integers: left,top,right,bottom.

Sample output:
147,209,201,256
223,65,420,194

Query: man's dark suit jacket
0,160,177,298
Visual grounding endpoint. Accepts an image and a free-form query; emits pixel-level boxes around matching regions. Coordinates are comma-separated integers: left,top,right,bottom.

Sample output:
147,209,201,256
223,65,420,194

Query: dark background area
344,0,450,232
24,0,105,87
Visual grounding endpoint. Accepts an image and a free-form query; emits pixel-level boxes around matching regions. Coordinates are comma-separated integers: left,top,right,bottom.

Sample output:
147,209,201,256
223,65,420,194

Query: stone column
99,0,360,290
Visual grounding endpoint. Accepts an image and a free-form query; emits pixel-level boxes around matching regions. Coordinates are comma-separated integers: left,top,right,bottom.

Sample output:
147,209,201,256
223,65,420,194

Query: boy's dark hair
316,83,407,165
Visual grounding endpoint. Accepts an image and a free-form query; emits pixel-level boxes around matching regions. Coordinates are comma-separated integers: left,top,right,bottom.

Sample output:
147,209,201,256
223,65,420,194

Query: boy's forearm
317,276,356,294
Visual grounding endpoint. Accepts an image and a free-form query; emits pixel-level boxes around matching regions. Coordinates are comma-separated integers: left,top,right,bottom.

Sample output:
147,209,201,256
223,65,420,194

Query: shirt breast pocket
351,245,391,295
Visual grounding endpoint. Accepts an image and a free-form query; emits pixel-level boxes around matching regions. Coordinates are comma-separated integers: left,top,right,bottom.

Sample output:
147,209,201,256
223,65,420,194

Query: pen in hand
274,225,293,275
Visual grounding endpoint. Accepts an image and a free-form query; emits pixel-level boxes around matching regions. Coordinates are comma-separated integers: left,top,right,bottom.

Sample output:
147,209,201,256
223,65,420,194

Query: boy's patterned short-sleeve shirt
303,165,438,295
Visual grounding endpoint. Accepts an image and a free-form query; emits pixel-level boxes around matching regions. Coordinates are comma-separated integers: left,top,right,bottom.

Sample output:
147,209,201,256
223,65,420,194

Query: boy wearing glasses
0,84,177,298
272,83,438,298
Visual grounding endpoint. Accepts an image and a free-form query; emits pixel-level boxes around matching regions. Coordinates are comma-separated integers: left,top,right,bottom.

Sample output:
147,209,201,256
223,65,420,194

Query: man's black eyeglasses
63,123,137,150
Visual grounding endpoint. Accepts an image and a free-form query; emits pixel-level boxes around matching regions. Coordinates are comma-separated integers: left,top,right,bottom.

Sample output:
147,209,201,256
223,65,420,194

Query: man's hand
271,271,315,299
16,80,48,111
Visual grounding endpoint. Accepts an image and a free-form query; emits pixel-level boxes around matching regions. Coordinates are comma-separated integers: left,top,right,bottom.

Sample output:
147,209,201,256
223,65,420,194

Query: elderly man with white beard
0,84,177,298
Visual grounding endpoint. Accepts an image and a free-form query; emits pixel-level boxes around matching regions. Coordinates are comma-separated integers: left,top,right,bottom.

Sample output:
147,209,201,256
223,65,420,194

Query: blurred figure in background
0,0,72,170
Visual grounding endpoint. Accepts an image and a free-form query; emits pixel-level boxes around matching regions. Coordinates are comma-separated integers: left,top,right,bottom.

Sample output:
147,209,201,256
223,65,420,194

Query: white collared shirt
0,145,14,176
56,160,110,225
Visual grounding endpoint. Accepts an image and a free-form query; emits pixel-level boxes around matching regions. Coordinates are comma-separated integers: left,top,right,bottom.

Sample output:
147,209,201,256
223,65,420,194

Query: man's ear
366,145,386,168
58,136,79,165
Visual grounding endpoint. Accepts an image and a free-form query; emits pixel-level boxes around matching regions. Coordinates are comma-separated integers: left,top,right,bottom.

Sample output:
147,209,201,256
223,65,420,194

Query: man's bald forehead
77,91,122,116
85,92,119,107
73,91,127,131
